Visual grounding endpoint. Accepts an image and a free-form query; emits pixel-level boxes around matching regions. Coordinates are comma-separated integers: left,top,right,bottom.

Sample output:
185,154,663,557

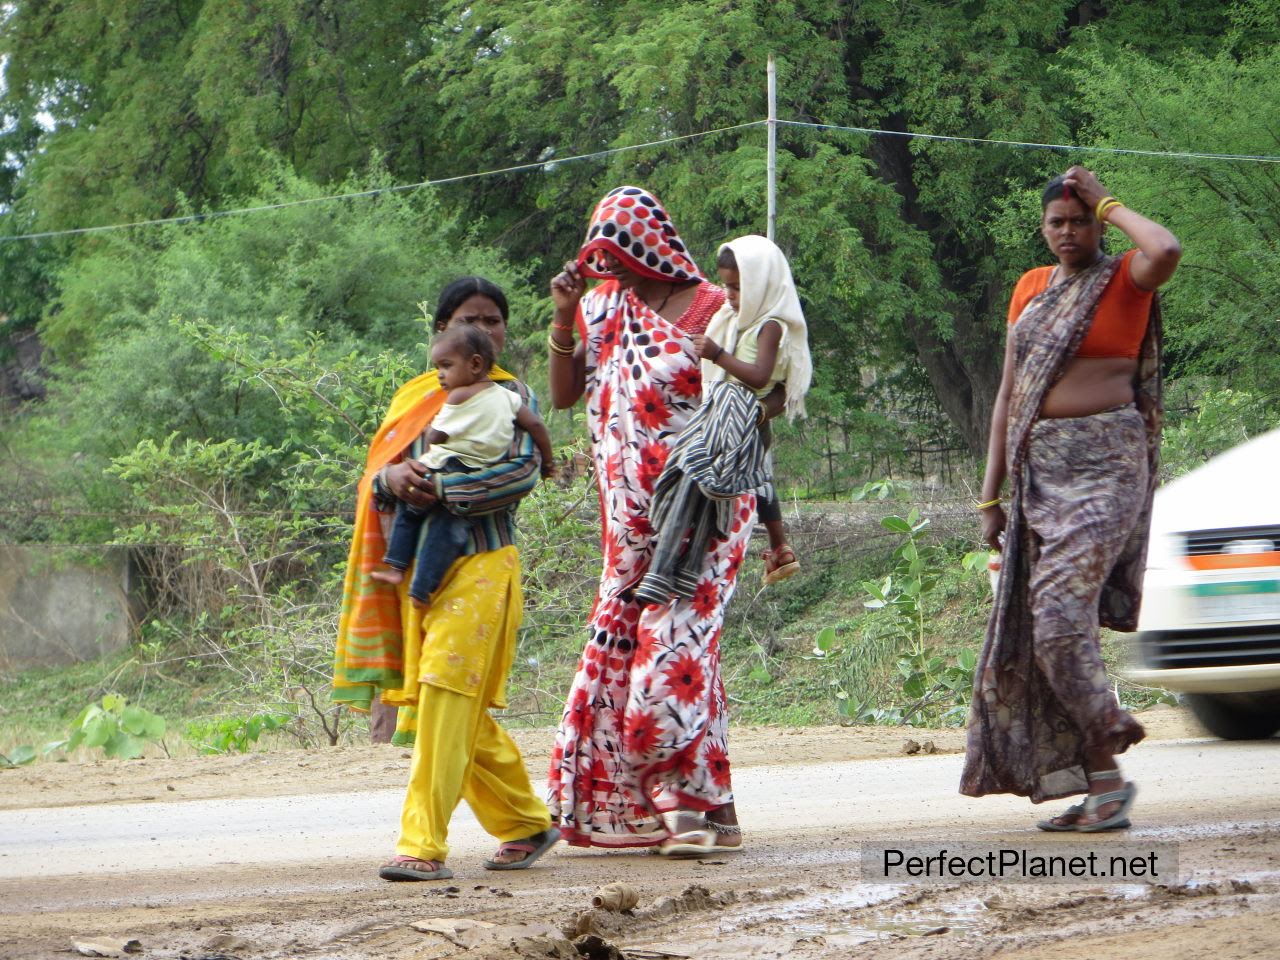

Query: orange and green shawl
332,365,516,712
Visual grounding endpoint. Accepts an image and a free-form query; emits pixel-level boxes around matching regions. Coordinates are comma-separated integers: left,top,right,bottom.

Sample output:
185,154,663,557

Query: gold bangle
1099,199,1124,223
1094,195,1120,221
547,334,575,357
974,497,1003,511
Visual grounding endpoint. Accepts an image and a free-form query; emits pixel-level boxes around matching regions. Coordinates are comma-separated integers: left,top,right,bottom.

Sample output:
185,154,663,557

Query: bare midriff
1040,355,1137,418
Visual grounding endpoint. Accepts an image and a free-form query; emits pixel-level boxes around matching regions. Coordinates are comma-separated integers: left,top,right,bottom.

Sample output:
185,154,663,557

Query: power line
4,115,1277,246
776,119,1280,164
0,122,767,243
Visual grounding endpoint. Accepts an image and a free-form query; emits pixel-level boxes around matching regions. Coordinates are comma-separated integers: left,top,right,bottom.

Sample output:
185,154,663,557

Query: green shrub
47,694,168,760
185,712,293,754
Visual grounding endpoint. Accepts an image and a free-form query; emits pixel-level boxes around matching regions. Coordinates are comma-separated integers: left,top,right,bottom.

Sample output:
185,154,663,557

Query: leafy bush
47,694,168,760
859,509,945,656
791,504,985,727
1161,387,1278,480
843,649,977,727
185,712,293,754
3,163,532,544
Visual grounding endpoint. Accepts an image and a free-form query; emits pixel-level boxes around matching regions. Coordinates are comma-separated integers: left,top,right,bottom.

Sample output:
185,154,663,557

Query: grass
0,646,223,758
1,498,1172,763
720,543,993,727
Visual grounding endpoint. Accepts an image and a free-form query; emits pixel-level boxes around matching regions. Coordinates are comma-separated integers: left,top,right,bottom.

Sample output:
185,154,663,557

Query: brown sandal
762,544,800,585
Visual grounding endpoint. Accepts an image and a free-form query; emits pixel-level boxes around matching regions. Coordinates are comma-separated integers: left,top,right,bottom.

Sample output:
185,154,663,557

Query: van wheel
1185,693,1280,740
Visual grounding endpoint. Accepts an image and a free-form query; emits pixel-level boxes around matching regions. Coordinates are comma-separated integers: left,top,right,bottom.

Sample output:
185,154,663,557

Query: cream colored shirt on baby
731,318,787,397
420,384,523,470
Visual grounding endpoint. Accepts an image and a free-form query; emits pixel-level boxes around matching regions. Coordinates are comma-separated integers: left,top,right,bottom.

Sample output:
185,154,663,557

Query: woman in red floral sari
545,186,762,854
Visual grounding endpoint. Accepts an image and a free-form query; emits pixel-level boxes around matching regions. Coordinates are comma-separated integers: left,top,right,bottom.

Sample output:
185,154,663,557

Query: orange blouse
1006,249,1153,359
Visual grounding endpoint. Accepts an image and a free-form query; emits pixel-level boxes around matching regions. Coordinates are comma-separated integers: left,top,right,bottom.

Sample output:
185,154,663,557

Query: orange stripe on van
1186,551,1280,570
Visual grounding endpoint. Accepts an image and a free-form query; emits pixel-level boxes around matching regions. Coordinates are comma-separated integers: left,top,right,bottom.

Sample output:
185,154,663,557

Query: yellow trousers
395,680,551,861
392,548,549,861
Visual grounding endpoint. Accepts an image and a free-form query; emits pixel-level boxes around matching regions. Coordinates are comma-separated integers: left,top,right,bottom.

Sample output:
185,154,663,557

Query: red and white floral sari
547,187,757,847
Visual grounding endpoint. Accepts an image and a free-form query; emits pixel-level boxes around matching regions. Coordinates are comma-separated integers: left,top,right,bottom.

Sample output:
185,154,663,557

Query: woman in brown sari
961,166,1181,831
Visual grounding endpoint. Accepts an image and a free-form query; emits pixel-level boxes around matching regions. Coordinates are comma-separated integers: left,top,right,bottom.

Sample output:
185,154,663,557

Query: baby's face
718,266,741,312
431,344,477,391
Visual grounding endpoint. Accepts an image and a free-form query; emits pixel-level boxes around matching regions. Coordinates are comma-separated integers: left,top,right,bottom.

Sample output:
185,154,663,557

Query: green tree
1,163,528,541
4,0,1278,458
1059,5,1280,406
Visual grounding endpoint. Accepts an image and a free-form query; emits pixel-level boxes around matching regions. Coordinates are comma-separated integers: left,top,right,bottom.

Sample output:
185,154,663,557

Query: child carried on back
634,234,811,605
371,324,554,607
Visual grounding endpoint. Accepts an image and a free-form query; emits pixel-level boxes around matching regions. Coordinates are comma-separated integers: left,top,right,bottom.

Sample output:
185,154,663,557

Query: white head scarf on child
701,234,812,421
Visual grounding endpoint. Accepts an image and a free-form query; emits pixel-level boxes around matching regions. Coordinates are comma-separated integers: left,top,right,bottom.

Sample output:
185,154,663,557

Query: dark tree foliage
1,0,1277,454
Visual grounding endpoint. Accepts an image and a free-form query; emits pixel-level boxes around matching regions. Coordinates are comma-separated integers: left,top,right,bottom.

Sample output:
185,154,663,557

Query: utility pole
767,53,777,241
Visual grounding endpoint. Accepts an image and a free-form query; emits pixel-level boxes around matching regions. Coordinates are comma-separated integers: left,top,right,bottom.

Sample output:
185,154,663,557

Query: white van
1127,427,1280,739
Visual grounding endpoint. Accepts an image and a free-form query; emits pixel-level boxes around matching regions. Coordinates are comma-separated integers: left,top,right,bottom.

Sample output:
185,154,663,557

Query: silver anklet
709,820,741,836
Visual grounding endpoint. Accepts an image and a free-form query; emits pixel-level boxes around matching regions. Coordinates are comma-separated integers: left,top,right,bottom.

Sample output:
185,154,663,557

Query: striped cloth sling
635,380,768,603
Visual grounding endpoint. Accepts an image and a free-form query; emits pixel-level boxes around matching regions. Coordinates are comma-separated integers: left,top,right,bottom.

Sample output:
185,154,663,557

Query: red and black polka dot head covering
576,186,705,283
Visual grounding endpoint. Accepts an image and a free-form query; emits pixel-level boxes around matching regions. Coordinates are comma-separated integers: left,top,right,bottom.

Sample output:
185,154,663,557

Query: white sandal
1036,769,1132,832
658,813,742,858
1077,773,1137,833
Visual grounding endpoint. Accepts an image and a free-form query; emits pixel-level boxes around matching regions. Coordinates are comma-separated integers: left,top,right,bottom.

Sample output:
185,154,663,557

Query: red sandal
482,826,561,871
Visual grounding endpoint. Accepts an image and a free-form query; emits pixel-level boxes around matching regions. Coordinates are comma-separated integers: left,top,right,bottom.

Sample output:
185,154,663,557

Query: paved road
3,738,1277,886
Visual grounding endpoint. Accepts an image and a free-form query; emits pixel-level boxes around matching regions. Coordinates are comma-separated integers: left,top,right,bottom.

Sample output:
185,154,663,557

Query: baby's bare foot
370,568,404,585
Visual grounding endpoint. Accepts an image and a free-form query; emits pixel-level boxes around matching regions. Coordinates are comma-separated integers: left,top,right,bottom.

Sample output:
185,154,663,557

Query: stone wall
0,328,47,405
0,546,133,672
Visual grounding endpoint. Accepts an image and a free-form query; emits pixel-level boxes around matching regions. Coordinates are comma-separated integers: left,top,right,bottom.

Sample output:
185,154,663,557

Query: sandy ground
2,705,1278,960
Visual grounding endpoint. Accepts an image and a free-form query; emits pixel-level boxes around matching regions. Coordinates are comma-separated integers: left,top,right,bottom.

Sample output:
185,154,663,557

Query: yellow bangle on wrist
1095,196,1123,223
974,497,1003,511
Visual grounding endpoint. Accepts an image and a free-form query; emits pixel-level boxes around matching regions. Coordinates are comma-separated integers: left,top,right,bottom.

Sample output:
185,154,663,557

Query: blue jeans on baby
382,502,471,604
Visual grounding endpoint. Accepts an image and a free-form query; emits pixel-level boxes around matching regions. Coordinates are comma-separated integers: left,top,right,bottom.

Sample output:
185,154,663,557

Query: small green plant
861,509,945,655
839,649,977,727
0,745,38,768
810,513,982,727
49,694,168,760
851,478,912,502
185,711,292,754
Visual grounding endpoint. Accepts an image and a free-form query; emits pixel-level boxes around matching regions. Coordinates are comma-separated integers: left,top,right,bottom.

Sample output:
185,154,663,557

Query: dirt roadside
3,705,1278,960
0,705,1199,811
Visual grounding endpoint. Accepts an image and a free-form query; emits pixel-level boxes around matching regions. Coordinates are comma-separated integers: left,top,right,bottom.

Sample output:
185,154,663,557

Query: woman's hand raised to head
1060,166,1108,213
1063,165,1182,290
386,460,437,509
550,261,587,315
548,260,588,409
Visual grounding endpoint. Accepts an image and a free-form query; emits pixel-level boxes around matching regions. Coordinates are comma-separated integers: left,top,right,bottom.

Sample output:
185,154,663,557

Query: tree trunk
869,125,1005,453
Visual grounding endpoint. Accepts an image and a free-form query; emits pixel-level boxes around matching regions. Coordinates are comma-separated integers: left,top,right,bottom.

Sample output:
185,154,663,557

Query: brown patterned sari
961,255,1162,803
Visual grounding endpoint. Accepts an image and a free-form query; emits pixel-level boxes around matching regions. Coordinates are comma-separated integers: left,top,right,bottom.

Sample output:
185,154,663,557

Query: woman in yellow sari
334,277,559,880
